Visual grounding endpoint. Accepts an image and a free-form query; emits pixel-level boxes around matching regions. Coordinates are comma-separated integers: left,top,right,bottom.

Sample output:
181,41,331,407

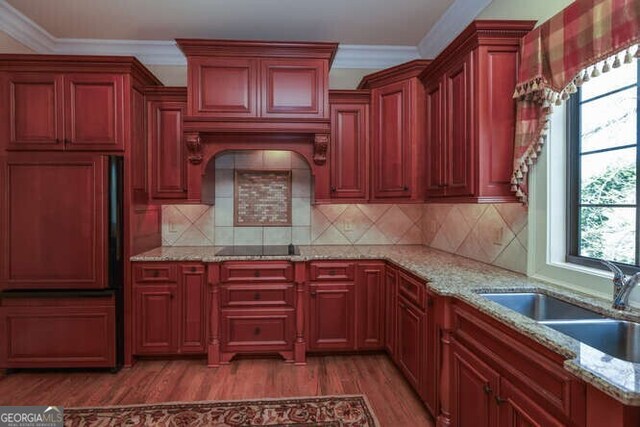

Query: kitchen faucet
601,260,640,310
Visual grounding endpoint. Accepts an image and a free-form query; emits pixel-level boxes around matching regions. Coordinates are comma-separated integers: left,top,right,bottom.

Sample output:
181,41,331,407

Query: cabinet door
497,378,564,427
148,100,188,200
330,103,368,199
451,340,499,427
397,297,423,390
357,263,384,350
2,154,107,290
188,58,258,118
135,285,178,354
179,264,206,354
372,81,412,199
384,266,398,358
308,283,356,351
261,59,327,119
425,81,446,197
445,57,473,196
2,72,64,151
64,74,124,151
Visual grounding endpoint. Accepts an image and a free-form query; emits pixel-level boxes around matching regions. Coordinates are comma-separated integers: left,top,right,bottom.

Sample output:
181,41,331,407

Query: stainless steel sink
480,292,605,321
542,319,640,363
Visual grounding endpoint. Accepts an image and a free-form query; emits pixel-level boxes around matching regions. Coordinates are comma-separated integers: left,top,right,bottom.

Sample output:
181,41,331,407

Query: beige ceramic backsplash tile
160,150,527,274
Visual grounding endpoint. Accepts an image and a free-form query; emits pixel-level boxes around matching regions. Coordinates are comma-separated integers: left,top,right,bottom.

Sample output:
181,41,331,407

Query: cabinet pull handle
253,292,261,300
331,186,336,192
403,186,409,191
254,327,261,336
190,266,197,272
495,396,507,405
483,384,492,395
254,271,261,278
170,292,174,299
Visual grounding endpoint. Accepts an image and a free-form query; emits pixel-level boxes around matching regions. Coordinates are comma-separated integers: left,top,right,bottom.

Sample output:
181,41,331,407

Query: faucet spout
601,260,639,311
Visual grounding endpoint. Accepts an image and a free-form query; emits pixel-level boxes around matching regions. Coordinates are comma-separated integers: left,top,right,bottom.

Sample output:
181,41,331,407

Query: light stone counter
132,244,640,405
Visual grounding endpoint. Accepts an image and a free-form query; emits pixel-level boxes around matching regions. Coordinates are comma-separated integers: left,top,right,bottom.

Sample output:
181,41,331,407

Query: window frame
566,61,640,275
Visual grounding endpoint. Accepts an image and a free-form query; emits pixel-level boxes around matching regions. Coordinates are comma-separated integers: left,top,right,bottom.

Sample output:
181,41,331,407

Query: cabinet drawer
398,271,426,310
134,264,178,283
309,261,355,281
221,310,294,352
221,262,293,283
221,284,295,308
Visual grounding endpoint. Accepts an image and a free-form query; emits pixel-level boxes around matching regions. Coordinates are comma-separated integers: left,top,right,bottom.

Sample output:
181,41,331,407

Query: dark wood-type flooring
0,354,434,426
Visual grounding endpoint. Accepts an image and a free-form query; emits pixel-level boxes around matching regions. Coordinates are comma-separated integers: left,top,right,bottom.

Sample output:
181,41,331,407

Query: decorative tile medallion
235,170,292,226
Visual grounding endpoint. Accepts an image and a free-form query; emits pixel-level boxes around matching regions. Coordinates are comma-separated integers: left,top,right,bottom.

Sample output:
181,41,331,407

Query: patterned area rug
64,395,379,426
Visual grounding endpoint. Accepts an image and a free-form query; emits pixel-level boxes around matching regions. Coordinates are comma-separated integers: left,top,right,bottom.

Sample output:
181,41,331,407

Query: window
567,60,639,272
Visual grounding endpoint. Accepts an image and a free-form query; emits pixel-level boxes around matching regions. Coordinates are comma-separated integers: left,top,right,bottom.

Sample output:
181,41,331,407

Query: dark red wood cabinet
308,282,356,351
397,294,424,391
360,60,429,202
420,21,535,202
146,87,189,202
133,262,206,355
1,71,125,152
326,90,370,201
1,153,107,291
0,295,116,368
384,265,398,358
356,263,385,350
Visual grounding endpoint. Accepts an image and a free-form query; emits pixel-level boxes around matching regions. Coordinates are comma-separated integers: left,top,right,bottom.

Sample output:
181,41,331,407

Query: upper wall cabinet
0,56,161,153
420,21,536,203
359,60,430,202
177,40,336,126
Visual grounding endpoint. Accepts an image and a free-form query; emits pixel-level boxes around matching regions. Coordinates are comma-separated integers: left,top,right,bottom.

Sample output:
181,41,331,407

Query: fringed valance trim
511,44,639,204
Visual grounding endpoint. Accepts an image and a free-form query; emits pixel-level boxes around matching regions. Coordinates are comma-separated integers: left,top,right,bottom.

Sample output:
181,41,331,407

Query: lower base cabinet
133,263,206,356
397,295,424,391
308,283,356,351
0,296,116,368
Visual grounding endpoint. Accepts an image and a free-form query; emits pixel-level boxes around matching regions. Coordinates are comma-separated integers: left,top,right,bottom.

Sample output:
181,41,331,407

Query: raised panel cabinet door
330,103,368,199
308,283,356,351
2,154,107,290
0,297,116,368
445,57,474,197
497,378,565,427
356,263,385,350
179,264,206,354
64,74,124,151
148,100,188,200
384,266,398,358
425,81,446,197
451,340,499,427
134,285,178,355
397,297,423,391
261,59,327,119
188,57,258,117
372,81,412,199
2,72,64,151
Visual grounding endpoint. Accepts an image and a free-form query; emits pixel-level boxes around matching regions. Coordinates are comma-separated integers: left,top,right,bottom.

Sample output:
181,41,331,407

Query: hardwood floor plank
0,355,434,426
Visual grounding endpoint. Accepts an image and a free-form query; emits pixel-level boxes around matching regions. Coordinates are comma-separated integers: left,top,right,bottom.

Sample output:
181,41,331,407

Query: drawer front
134,263,178,283
221,262,293,283
452,303,582,422
398,271,425,310
309,262,356,281
221,310,294,351
221,284,295,308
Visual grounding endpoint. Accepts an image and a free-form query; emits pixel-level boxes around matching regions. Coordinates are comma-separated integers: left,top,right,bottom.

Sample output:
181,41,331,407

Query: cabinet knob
153,270,159,277
254,327,261,336
331,186,336,192
483,384,492,395
169,292,174,299
190,266,197,272
329,270,336,276
403,186,409,191
254,271,261,278
495,396,507,405
310,291,317,297
253,292,261,301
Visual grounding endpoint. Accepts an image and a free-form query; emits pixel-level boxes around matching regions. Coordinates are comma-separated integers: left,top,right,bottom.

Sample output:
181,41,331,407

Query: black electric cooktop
215,245,300,256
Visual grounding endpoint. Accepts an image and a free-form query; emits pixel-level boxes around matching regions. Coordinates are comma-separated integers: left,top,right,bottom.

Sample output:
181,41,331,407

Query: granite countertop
132,245,640,405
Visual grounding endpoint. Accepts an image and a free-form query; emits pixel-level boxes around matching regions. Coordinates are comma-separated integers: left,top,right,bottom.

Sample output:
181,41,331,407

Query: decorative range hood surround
176,39,338,201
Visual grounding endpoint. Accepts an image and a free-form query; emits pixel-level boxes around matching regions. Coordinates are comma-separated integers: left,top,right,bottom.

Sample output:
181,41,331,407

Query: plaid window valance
512,0,640,203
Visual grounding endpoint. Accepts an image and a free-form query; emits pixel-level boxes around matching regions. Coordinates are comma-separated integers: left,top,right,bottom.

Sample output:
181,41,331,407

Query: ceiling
7,0,455,45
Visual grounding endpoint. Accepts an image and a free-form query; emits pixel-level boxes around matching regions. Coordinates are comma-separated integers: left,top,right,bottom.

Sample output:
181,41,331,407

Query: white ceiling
7,0,455,45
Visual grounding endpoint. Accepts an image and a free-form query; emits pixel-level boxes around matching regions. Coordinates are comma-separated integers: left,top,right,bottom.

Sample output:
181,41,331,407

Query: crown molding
1,0,485,69
418,0,493,58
